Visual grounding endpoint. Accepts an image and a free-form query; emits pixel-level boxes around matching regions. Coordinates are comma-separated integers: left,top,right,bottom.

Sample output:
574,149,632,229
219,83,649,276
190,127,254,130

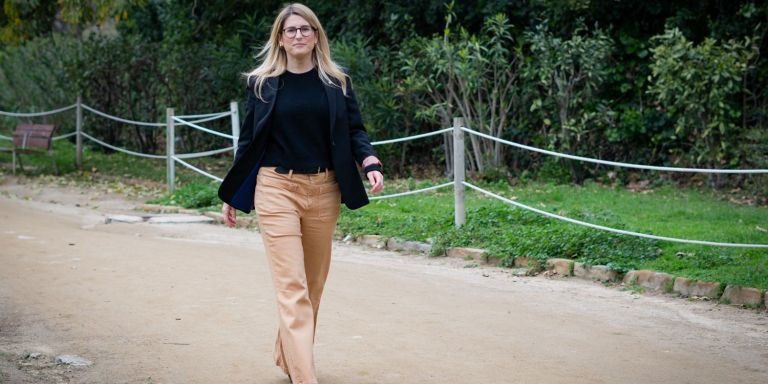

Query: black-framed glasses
282,26,315,39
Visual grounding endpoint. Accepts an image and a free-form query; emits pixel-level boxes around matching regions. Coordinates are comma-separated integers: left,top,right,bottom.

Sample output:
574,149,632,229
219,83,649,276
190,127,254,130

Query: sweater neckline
285,67,317,76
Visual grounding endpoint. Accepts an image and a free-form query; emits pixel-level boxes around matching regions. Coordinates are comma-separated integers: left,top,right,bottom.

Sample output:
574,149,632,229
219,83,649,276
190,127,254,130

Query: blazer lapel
324,82,337,140
251,77,278,139
263,77,279,113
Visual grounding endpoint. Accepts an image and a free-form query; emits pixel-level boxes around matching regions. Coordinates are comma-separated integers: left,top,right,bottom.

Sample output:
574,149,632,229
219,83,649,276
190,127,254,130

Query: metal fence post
75,96,83,170
166,108,175,192
230,100,240,157
453,117,466,228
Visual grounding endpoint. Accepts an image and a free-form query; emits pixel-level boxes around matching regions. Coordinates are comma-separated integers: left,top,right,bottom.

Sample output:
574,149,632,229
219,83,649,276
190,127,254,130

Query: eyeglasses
282,26,315,39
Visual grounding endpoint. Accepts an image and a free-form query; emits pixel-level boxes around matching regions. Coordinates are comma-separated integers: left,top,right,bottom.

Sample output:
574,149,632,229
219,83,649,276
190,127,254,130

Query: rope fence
371,127,452,146
183,112,232,125
370,182,453,200
0,104,77,118
0,100,237,190
53,132,77,141
172,156,223,182
175,146,235,160
176,111,231,119
80,132,167,159
81,104,166,127
173,116,236,140
461,127,768,174
463,182,767,248
2,101,765,248
454,125,767,248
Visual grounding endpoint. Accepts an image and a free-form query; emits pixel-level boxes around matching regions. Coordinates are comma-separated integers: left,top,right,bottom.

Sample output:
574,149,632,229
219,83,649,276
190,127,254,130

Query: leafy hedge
1,1,767,193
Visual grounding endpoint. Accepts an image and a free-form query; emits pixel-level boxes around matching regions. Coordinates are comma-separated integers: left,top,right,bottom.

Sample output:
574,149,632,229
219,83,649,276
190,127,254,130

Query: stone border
138,203,767,311
139,204,259,227
345,233,766,310
106,213,214,224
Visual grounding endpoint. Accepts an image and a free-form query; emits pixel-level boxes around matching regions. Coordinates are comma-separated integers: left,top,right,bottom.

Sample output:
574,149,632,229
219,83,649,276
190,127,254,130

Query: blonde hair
245,3,348,101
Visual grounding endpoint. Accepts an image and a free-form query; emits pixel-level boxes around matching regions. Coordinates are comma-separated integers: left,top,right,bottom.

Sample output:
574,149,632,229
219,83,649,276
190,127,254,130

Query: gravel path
1,180,767,384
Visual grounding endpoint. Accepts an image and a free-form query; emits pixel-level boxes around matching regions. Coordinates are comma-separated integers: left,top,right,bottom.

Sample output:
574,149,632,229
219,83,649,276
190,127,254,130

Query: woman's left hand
367,170,383,194
362,155,384,194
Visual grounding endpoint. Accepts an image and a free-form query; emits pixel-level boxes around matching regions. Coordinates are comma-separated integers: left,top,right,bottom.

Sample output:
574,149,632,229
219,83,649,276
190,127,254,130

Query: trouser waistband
275,165,333,175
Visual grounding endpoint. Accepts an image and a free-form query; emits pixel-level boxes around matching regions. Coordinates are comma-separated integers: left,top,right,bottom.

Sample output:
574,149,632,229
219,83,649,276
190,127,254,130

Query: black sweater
219,74,376,212
261,67,332,171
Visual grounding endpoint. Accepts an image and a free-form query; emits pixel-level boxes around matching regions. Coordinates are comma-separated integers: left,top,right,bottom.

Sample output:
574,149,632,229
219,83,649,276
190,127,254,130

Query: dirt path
1,179,767,384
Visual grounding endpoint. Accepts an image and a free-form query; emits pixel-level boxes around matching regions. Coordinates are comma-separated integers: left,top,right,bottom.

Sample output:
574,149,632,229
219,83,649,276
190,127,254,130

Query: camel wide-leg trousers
254,167,341,384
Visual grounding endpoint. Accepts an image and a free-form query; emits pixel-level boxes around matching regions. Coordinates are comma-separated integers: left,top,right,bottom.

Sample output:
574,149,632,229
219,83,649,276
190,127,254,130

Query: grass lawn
346,179,767,289
2,138,767,289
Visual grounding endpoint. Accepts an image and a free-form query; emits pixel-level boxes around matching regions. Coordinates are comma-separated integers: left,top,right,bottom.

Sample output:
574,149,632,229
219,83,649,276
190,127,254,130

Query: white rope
176,111,231,120
463,182,768,248
176,146,235,159
3,131,75,141
81,132,166,159
372,127,453,146
184,112,231,125
52,132,77,141
0,104,77,117
173,117,235,140
370,182,453,200
172,156,223,182
82,104,166,127
461,127,768,174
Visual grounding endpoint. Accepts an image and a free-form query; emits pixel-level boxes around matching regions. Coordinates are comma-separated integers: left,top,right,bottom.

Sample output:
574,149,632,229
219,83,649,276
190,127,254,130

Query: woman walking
217,3,383,384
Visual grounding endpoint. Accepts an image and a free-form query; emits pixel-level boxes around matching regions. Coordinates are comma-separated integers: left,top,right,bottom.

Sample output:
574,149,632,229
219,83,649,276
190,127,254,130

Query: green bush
648,28,757,168
2,1,767,185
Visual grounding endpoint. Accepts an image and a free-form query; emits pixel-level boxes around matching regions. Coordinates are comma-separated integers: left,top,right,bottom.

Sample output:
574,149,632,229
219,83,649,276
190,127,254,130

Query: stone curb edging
139,203,200,215
138,204,259,227
672,277,722,299
721,285,764,307
136,204,767,310
354,235,434,255
623,270,676,293
348,233,766,310
574,262,618,282
106,213,214,224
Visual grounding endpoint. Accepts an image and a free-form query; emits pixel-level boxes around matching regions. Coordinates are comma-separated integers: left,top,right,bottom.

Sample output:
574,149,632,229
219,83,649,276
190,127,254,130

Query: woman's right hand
222,203,237,228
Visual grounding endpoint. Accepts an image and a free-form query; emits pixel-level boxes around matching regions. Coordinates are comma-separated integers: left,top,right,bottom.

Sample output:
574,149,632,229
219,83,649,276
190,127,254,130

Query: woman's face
280,14,317,62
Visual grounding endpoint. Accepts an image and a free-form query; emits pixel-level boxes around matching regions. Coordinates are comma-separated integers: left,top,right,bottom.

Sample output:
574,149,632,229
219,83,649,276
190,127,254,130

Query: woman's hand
366,170,383,194
361,155,380,168
221,202,237,228
362,155,384,194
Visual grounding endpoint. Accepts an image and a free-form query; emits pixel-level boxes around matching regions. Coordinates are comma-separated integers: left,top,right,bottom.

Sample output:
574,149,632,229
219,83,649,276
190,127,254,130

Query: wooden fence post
453,117,466,228
230,100,240,157
75,96,83,170
166,108,175,192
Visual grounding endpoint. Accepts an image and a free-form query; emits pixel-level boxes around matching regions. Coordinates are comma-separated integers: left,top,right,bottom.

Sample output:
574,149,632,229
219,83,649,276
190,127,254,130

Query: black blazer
218,75,376,213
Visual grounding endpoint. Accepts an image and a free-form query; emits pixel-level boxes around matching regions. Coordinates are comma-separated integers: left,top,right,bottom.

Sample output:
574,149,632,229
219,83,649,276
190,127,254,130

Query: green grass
503,181,768,287
147,182,222,210
338,178,768,288
2,138,767,289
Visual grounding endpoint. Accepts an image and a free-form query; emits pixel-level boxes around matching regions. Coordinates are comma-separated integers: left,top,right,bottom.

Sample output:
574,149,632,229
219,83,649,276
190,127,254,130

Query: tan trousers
255,167,341,384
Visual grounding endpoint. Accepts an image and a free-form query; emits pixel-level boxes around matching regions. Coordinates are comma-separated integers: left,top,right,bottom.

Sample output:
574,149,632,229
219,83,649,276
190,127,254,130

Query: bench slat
12,124,55,150
1,123,58,175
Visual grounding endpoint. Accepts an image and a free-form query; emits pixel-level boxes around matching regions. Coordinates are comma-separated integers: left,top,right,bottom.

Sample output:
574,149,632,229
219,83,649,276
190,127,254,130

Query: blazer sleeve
344,79,377,165
234,80,258,164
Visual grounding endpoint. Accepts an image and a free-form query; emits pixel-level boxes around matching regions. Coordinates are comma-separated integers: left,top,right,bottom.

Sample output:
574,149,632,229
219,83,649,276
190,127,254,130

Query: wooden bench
0,124,58,175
